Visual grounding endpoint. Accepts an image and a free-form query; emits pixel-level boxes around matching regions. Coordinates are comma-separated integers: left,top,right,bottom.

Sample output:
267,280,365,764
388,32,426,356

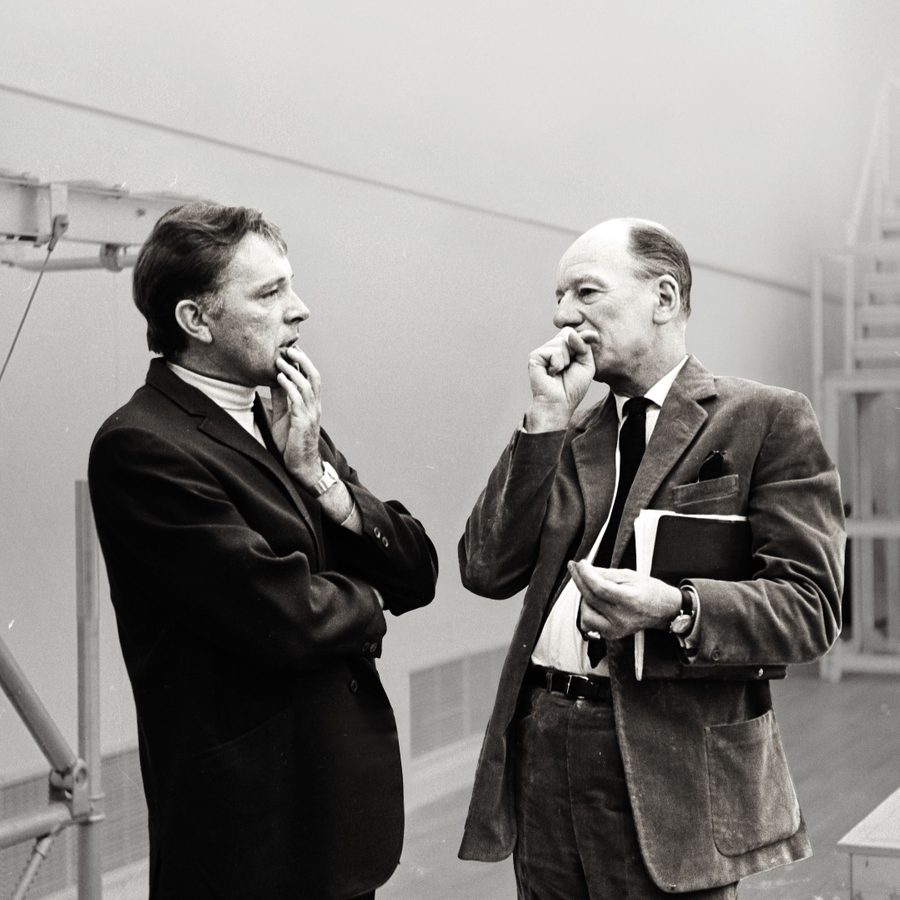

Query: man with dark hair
132,202,289,358
89,201,438,899
458,217,844,897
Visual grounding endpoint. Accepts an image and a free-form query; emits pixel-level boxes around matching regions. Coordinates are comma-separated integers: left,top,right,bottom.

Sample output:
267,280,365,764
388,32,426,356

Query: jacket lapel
612,355,717,564
146,359,322,551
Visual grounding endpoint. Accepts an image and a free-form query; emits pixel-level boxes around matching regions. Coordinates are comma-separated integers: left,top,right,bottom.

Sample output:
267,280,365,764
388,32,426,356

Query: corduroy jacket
458,356,844,892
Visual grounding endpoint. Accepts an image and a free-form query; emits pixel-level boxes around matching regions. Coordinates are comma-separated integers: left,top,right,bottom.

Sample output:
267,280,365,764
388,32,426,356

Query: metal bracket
99,243,129,272
0,170,196,271
49,759,91,819
46,182,69,250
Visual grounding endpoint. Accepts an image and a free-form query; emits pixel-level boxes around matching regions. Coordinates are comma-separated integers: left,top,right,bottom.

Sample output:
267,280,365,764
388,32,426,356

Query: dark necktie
586,396,651,666
252,395,284,461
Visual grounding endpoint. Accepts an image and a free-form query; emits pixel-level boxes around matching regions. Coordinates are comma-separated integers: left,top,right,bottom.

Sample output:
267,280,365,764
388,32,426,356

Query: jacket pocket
175,708,298,896
705,710,801,856
672,474,740,513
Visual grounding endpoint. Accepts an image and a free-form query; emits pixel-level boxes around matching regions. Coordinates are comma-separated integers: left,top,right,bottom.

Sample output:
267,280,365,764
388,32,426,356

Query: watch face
669,613,693,635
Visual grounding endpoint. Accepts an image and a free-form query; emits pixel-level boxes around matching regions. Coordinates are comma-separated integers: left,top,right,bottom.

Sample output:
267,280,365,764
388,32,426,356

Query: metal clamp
49,759,91,819
99,243,129,271
46,182,69,250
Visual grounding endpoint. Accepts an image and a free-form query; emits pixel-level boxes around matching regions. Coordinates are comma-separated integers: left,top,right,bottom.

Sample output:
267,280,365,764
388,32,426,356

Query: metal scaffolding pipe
0,633,78,776
76,481,104,900
11,831,58,900
2,252,139,272
0,804,72,850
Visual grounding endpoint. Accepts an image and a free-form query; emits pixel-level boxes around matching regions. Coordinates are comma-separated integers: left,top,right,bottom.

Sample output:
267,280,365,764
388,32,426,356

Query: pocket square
697,449,726,481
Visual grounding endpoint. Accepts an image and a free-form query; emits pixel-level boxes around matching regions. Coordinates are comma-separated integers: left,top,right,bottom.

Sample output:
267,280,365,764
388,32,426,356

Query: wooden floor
382,668,900,899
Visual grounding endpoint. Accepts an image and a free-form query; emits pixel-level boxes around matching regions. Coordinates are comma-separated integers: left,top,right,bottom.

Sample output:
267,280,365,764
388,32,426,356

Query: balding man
458,219,844,898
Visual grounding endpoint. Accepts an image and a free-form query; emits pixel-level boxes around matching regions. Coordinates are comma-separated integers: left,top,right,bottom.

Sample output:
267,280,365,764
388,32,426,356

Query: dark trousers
513,685,738,900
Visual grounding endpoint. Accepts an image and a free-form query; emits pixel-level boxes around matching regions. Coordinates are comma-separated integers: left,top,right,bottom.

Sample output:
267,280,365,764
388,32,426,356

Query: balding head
572,218,692,318
554,217,689,395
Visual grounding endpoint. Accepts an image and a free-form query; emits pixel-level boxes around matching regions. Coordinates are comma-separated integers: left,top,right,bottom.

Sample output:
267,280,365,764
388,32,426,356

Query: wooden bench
837,786,900,898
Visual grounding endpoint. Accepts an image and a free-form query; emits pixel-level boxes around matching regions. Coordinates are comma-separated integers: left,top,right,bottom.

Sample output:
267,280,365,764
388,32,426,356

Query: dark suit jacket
458,356,844,892
88,358,438,899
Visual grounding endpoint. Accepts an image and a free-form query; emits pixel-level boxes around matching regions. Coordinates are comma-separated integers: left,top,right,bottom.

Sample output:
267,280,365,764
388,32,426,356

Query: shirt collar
613,355,689,421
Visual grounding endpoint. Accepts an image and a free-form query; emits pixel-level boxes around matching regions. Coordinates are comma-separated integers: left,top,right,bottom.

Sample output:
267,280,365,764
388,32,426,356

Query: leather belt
527,665,612,702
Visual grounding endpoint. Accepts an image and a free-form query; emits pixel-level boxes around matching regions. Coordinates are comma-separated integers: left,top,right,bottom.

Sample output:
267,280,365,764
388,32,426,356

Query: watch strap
669,585,696,635
311,461,340,497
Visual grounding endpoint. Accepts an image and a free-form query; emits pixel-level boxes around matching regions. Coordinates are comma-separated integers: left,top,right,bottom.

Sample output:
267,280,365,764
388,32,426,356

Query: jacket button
757,667,764,677
349,679,358,694
373,527,382,538
711,648,722,661
381,536,389,548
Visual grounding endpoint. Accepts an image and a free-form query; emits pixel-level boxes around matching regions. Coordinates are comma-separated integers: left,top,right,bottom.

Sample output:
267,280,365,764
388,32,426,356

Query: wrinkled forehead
223,233,291,285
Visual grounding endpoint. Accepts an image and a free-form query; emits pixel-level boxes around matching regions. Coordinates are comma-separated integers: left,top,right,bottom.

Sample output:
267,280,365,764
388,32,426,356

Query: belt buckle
565,673,574,696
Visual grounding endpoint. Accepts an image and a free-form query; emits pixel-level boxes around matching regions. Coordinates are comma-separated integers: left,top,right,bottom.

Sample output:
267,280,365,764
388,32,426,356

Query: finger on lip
565,328,599,346
560,327,599,348
278,346,302,371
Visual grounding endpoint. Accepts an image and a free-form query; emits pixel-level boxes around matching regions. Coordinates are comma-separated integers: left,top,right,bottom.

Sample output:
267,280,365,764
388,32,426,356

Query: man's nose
553,292,581,329
285,290,310,323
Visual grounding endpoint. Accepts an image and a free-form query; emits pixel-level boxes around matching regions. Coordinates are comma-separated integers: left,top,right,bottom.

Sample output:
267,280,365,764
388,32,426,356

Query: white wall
1,2,897,784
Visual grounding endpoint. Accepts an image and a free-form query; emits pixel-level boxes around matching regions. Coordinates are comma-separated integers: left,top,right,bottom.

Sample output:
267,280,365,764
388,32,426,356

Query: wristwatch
669,585,696,636
311,461,340,497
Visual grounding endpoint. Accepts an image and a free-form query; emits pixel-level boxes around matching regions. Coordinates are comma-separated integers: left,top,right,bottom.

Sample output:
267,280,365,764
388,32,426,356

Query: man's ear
174,299,214,344
652,275,681,324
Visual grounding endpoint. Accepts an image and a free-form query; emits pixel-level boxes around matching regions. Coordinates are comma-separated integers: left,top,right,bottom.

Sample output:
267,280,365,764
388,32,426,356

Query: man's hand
525,327,599,432
569,560,682,639
272,346,324,487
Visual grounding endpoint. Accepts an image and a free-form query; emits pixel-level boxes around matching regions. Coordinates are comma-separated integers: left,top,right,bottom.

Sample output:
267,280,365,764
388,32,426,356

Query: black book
651,515,752,585
633,511,751,679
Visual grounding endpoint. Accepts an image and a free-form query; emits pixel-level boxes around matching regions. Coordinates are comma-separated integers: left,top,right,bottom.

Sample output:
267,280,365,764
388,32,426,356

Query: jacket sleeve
319,430,438,616
459,428,568,599
89,426,395,671
684,391,845,668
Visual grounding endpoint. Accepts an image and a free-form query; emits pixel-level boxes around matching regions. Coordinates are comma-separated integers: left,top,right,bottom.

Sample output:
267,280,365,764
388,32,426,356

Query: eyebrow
252,273,292,294
556,275,607,297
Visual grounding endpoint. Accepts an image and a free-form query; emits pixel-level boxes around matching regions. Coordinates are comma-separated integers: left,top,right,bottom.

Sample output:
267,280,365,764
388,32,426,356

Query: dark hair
628,223,692,317
133,201,287,358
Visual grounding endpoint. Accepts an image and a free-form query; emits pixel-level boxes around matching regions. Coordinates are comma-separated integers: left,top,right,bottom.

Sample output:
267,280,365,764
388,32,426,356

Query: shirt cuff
339,501,362,532
676,583,701,656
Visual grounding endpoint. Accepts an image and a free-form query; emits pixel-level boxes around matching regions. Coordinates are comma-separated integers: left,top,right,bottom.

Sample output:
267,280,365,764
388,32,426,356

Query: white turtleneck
167,361,265,447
